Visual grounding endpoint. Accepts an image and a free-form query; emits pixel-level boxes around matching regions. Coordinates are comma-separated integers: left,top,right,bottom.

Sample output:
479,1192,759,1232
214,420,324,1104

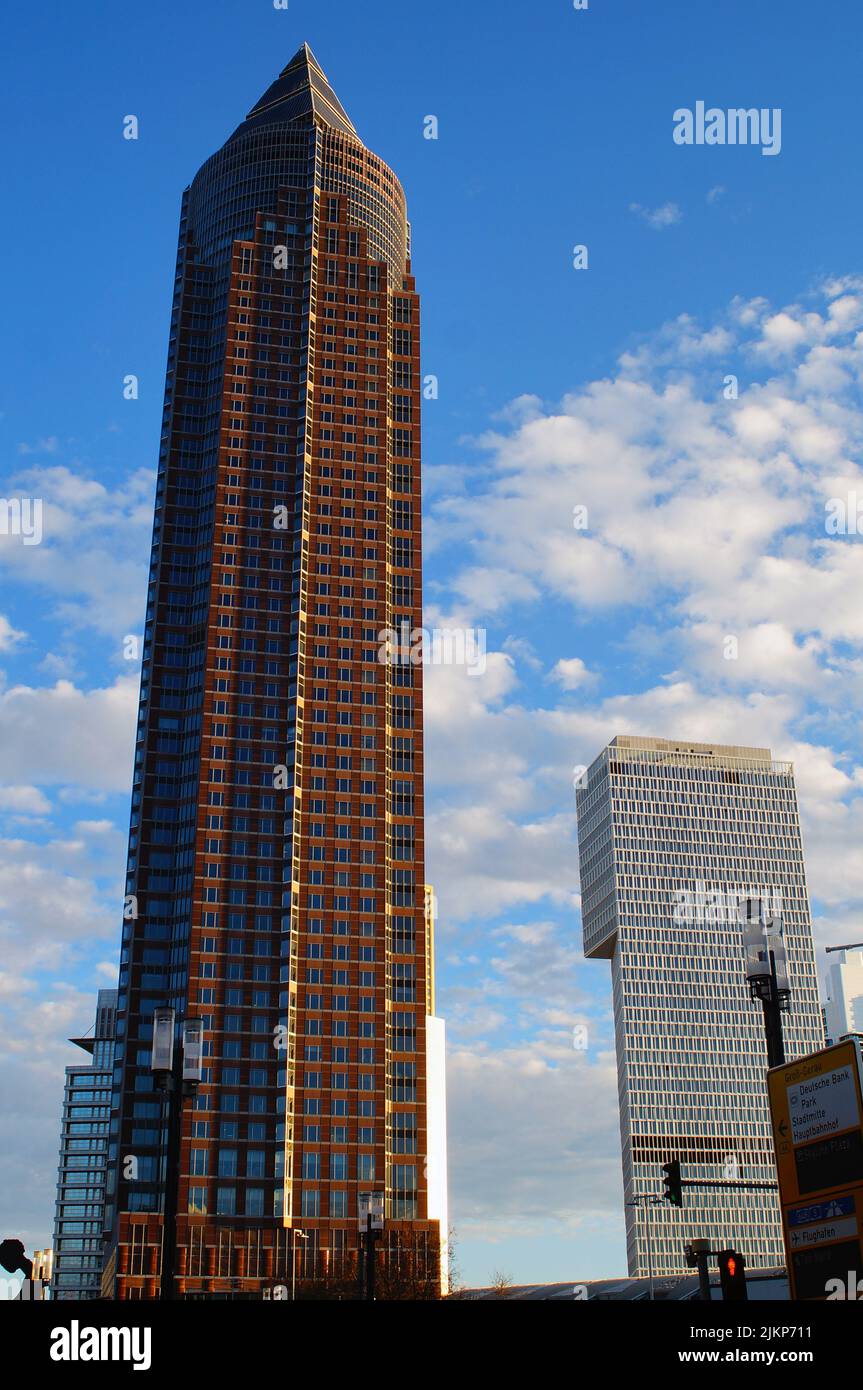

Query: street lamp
150,1008,203,1300
357,1192,384,1301
740,897,791,1067
626,1196,663,1300
292,1229,308,1302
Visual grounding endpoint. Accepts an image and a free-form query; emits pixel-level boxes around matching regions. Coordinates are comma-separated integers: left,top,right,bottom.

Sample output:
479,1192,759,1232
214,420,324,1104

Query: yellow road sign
767,1039,863,1300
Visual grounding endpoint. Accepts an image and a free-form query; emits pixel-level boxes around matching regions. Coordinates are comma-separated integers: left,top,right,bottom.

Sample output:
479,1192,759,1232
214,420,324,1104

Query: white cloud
0,464,153,637
428,804,579,920
16,437,58,456
0,786,51,816
0,614,25,651
447,1042,622,1241
629,201,683,230
0,835,118,1018
549,657,595,690
0,676,137,791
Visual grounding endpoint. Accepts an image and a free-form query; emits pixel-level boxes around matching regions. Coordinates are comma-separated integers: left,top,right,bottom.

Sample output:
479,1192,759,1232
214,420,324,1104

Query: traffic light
661,1158,683,1207
718,1249,748,1301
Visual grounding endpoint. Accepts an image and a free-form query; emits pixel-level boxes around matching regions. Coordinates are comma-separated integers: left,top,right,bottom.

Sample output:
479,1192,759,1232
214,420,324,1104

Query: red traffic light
718,1249,748,1301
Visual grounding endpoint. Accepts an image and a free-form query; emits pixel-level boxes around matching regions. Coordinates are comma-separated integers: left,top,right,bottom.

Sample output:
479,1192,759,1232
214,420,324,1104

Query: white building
824,948,863,1043
576,736,824,1277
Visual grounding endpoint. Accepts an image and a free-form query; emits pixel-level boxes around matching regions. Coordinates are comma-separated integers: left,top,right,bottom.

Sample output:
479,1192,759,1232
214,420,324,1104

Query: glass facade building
576,735,823,1277
52,990,117,1299
824,947,863,1045
102,44,446,1298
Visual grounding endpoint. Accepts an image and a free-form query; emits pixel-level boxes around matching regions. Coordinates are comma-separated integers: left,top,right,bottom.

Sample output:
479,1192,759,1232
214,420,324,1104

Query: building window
217,1149,238,1178
246,1149,266,1178
216,1187,236,1216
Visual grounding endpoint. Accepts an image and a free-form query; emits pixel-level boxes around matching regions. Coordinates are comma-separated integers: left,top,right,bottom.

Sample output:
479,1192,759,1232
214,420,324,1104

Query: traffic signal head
661,1159,683,1207
718,1249,748,1301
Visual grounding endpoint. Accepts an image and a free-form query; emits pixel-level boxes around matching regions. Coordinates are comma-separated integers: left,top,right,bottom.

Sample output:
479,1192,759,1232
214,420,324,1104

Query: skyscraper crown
240,42,357,139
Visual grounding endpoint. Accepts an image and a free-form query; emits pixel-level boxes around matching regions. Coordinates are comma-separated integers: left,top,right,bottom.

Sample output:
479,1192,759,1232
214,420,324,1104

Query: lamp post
741,897,791,1068
151,1008,203,1301
357,1192,384,1301
292,1229,307,1301
626,1196,663,1299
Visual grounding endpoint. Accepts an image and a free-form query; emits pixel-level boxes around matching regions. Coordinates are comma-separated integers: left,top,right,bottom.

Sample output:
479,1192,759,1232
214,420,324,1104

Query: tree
446,1224,462,1296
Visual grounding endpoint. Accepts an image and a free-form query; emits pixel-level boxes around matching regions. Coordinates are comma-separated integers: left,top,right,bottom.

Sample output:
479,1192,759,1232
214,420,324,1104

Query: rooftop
610,735,772,761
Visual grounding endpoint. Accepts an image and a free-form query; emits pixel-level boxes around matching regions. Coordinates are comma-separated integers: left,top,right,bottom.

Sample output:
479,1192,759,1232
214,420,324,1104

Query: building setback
102,44,446,1298
52,990,117,1299
576,736,823,1278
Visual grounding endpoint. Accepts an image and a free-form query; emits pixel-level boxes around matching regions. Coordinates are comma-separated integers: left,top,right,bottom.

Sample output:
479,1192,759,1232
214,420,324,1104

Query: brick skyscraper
103,44,447,1298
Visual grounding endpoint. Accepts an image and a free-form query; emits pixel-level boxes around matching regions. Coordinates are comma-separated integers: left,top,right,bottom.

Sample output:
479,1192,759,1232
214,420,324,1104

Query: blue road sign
788,1195,856,1227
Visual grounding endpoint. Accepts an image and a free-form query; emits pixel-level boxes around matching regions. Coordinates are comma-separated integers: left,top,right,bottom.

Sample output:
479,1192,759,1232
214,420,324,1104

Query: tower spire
240,42,357,138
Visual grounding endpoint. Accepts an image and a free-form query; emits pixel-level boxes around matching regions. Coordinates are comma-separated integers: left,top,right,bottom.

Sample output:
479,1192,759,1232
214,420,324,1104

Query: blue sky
2,0,863,1288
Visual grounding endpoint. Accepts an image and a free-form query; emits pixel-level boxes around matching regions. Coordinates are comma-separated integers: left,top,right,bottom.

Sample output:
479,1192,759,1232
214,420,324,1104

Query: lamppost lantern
766,918,791,1003
739,897,791,1066
149,1010,205,1299
741,894,770,983
151,1006,175,1075
743,920,771,984
357,1193,384,1301
182,1019,204,1084
741,899,791,1008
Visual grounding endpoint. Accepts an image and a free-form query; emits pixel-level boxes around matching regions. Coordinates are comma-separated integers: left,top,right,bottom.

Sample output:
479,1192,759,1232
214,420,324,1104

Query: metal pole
645,1201,654,1301
159,1051,183,1301
763,956,786,1067
365,1215,375,1302
292,1237,296,1302
763,995,785,1067
627,1197,659,1298
696,1252,712,1302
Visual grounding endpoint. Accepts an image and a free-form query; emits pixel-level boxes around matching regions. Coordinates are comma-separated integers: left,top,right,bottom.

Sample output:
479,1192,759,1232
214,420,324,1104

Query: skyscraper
103,44,447,1298
576,735,823,1277
52,990,117,1299
824,948,863,1044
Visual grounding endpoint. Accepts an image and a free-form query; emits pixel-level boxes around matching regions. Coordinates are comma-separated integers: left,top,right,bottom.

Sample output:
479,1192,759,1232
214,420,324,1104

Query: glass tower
576,735,823,1278
52,990,117,1299
103,44,446,1298
824,948,863,1045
